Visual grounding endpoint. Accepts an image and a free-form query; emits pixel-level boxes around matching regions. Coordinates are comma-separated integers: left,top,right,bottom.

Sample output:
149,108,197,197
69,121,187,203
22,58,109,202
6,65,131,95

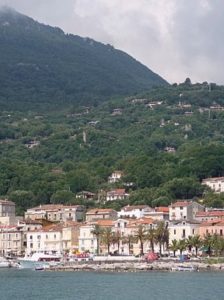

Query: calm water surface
0,269,223,300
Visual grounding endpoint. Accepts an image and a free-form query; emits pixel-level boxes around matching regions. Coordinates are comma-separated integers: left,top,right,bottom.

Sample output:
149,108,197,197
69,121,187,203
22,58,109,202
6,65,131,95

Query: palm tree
112,231,121,254
169,239,179,257
135,225,147,256
91,224,102,255
212,234,224,257
203,234,214,256
101,228,113,255
155,221,169,255
186,236,194,252
191,235,202,257
146,228,156,253
122,234,135,255
177,239,186,256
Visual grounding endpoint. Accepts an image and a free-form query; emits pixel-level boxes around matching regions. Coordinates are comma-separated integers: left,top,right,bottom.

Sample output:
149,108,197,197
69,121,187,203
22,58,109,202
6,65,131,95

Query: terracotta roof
170,201,191,207
122,205,149,212
96,219,114,227
28,204,81,211
107,189,126,195
196,211,224,218
127,217,154,227
155,207,169,213
86,208,116,215
200,218,224,226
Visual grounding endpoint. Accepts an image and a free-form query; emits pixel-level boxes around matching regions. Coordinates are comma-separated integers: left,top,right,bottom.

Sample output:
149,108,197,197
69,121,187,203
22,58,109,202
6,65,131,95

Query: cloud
0,0,224,84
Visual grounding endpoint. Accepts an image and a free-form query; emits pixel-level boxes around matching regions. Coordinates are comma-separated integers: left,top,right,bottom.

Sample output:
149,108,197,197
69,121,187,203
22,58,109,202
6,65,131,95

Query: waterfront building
169,220,201,243
78,220,114,254
199,219,224,238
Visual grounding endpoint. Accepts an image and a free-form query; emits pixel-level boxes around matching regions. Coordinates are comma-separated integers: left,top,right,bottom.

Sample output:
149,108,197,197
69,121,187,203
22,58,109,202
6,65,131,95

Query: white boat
18,252,62,269
0,257,11,268
171,265,198,272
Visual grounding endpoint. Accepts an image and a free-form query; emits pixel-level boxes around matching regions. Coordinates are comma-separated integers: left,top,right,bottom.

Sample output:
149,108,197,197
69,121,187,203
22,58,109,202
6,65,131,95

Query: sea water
0,269,223,300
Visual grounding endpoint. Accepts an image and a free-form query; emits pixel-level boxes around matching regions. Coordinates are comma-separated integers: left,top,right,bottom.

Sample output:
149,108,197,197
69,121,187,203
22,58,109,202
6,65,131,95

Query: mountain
0,7,168,111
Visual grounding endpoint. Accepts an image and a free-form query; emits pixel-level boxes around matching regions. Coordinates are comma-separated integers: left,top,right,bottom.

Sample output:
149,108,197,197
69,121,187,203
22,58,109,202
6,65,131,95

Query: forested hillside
0,7,167,111
1,81,224,213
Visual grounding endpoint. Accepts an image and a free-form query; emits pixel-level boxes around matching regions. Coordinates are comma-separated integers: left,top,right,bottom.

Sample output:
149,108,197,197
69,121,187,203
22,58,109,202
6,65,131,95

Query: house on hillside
108,171,123,183
106,189,129,201
202,177,224,193
76,191,95,200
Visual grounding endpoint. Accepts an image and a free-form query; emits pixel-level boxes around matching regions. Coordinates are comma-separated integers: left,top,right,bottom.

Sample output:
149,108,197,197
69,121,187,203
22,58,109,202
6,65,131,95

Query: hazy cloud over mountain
0,0,224,84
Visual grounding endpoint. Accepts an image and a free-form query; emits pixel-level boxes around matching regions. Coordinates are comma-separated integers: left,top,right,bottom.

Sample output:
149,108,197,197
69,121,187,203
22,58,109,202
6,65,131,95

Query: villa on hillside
108,171,123,183
202,177,224,193
106,189,129,201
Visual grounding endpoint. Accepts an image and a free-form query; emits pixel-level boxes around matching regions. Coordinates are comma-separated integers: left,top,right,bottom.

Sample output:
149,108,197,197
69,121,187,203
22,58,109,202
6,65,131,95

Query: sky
0,0,223,84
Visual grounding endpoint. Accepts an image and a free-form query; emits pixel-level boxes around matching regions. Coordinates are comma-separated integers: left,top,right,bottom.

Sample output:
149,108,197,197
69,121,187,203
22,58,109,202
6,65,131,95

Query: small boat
171,265,198,272
18,252,62,269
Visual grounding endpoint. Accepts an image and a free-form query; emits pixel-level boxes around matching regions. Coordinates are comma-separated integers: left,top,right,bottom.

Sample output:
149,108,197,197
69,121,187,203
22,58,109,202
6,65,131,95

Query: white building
106,189,129,201
118,205,152,219
169,220,201,243
202,177,224,193
169,201,204,221
108,171,123,183
144,207,169,221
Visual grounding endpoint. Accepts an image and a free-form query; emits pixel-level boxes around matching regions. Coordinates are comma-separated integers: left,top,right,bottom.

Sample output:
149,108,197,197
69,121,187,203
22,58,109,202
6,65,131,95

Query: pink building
199,219,224,238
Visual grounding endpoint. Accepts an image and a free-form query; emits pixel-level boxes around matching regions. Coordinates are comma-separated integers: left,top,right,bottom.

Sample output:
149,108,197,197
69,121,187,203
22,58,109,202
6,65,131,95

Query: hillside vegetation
1,81,224,213
0,7,167,111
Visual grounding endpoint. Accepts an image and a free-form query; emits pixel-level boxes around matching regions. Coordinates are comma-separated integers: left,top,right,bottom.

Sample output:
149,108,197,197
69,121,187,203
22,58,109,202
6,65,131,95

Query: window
46,235,48,239
30,235,33,240
180,207,183,210
54,234,56,239
220,229,223,236
192,229,195,235
182,229,186,238
37,235,41,240
30,243,33,248
174,229,176,235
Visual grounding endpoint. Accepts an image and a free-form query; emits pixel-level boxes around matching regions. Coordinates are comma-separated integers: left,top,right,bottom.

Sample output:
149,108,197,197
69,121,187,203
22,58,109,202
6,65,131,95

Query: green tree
101,228,113,254
91,224,102,255
135,225,147,256
169,239,179,257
